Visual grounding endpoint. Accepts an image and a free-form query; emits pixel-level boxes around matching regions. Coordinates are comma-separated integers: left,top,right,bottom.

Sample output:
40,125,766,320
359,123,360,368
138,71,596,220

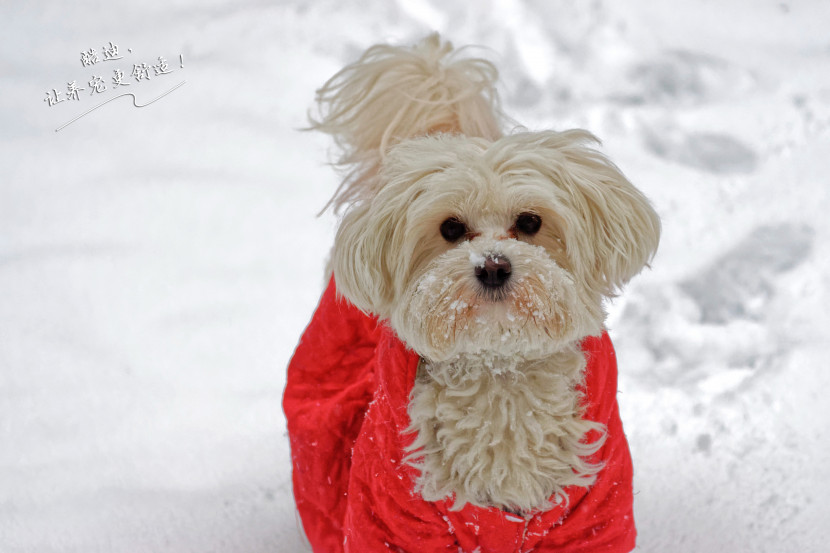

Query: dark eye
440,217,467,242
515,212,542,235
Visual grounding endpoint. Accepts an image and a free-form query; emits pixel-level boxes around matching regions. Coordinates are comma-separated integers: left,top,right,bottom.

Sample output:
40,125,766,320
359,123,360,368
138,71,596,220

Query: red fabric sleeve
283,277,383,553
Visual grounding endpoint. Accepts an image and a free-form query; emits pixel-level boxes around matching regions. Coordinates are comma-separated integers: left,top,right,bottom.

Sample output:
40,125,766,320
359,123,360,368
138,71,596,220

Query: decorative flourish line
55,80,186,132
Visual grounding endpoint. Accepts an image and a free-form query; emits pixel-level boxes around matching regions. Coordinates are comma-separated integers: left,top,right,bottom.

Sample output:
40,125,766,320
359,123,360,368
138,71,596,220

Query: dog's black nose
475,254,512,288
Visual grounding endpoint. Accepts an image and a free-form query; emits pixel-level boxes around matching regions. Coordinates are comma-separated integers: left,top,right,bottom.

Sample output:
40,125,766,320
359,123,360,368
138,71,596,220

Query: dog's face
332,129,659,362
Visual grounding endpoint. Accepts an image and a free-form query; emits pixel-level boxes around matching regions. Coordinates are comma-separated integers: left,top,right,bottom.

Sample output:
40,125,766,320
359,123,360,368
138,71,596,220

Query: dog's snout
475,254,512,288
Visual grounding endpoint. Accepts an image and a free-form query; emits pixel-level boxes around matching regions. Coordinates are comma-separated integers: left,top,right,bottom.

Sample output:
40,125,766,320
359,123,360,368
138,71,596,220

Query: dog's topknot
309,33,505,212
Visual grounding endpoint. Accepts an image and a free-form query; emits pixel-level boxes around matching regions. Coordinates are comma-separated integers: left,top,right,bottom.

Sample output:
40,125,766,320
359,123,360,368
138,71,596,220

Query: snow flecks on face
468,251,486,268
449,299,468,311
417,272,437,292
392,237,604,362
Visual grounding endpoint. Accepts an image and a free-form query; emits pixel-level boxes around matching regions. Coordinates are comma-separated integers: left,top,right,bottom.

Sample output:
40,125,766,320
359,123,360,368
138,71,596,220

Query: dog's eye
515,212,542,235
440,217,467,242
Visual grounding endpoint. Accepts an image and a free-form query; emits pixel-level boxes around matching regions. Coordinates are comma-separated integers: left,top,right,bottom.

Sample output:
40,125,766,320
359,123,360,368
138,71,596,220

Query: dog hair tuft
309,33,505,213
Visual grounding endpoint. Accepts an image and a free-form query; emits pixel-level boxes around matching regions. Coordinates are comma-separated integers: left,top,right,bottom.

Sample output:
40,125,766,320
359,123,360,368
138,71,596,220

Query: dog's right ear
331,136,462,318
330,195,399,318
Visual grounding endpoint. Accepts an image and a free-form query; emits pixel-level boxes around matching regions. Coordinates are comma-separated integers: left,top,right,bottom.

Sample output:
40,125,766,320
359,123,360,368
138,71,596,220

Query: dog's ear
498,130,660,296
331,136,469,318
329,169,428,318
331,197,397,317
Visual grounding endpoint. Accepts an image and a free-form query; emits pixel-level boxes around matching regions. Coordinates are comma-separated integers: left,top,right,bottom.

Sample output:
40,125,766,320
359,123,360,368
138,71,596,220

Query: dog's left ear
504,130,661,296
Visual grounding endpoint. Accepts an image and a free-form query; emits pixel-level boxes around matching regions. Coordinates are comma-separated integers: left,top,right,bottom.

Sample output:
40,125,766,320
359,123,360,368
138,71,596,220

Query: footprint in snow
618,224,813,394
614,49,756,107
680,224,813,324
642,124,759,175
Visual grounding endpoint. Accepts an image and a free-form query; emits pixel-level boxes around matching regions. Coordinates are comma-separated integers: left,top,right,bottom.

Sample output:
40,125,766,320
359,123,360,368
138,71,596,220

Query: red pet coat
284,278,636,552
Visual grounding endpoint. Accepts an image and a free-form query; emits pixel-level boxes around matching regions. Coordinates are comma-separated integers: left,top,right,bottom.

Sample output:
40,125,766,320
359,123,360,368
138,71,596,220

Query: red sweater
283,279,636,552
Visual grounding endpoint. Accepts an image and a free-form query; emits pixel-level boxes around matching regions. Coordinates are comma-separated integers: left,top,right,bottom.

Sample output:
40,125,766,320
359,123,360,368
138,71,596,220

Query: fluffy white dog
286,33,660,550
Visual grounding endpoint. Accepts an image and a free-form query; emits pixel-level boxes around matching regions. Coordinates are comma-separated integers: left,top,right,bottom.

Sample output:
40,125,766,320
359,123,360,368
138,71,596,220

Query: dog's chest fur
405,346,605,514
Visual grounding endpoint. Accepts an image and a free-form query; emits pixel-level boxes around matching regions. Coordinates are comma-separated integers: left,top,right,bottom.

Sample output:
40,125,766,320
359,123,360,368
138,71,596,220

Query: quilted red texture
283,278,636,553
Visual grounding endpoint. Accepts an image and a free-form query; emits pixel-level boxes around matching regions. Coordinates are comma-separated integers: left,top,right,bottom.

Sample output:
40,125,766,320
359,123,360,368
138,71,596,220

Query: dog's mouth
475,282,512,303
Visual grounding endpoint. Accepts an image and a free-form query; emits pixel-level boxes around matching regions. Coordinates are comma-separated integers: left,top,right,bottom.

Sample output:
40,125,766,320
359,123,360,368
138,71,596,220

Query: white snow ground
2,1,829,551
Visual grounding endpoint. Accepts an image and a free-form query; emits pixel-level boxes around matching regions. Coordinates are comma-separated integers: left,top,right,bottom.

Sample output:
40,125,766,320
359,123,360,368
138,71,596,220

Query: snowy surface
2,1,829,551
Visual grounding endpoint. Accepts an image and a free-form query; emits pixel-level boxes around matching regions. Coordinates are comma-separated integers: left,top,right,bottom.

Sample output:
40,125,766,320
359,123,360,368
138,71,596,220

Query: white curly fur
406,347,606,513
311,34,660,513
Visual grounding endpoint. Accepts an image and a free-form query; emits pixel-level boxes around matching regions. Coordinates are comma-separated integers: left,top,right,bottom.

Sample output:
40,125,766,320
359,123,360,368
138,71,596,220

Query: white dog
285,34,660,552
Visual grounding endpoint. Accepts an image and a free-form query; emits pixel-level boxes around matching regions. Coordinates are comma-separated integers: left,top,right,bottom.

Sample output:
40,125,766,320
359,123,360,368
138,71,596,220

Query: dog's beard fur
406,347,606,514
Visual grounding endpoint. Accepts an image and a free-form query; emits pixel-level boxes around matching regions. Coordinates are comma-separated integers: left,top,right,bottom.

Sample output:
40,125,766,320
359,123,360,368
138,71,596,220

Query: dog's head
332,129,660,362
